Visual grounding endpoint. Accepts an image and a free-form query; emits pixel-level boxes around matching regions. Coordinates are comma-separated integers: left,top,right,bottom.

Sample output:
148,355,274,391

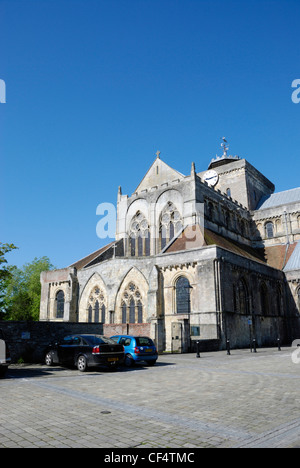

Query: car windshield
135,337,154,347
81,335,117,346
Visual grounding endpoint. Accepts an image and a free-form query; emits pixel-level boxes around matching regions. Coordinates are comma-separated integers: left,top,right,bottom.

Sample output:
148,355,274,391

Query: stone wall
0,321,152,364
0,321,103,364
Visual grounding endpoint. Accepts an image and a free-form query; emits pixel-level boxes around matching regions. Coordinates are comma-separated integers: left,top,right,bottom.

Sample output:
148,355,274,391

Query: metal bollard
226,340,231,355
253,339,257,353
277,338,281,351
196,340,200,358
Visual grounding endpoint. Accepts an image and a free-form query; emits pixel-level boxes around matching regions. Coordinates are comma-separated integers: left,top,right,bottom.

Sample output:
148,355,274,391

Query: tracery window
56,290,65,319
120,282,143,323
237,279,249,315
260,282,269,315
159,203,182,251
88,286,106,323
129,212,150,257
175,276,191,314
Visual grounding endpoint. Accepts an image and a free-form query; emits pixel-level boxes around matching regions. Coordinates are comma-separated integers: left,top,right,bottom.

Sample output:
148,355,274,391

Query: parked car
0,329,11,378
44,334,125,372
110,335,158,367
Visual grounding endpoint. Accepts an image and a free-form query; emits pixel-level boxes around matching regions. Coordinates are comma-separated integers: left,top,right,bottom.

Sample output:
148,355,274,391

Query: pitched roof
284,241,300,271
256,187,300,210
261,243,297,270
165,225,266,264
69,242,115,270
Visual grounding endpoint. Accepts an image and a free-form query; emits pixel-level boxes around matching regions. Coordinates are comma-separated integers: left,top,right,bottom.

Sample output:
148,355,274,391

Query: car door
58,336,78,364
119,337,132,354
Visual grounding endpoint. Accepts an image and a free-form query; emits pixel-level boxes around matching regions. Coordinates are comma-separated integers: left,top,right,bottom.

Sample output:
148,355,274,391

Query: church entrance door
171,322,183,353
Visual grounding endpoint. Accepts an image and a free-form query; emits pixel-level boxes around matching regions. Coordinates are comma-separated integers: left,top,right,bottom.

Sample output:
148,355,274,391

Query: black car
0,329,11,378
44,334,125,372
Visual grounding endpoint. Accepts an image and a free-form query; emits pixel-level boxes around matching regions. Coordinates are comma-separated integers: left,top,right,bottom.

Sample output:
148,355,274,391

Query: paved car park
0,347,300,448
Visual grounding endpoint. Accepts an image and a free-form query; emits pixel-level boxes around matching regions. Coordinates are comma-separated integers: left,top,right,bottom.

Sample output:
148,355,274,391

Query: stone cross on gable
156,150,161,159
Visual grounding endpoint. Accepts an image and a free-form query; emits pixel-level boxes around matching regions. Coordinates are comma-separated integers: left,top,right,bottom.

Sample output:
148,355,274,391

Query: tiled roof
165,225,266,264
284,241,300,271
256,187,300,210
261,243,297,270
69,242,115,270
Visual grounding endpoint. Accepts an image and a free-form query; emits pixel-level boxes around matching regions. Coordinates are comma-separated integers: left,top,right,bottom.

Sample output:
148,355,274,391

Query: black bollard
226,339,231,356
196,340,200,358
277,338,281,351
253,339,257,353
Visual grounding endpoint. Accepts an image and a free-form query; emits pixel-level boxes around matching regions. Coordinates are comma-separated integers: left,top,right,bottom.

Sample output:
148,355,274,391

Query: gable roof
256,187,300,210
134,156,184,194
284,241,300,271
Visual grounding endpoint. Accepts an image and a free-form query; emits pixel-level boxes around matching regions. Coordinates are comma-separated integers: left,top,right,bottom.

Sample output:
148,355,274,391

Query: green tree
0,242,18,316
4,256,55,321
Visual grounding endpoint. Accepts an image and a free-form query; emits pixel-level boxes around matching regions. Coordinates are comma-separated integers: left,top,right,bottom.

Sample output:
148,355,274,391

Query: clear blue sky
1,0,300,269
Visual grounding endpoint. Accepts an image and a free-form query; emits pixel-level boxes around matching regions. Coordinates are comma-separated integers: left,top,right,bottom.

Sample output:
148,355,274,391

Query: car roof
112,335,151,339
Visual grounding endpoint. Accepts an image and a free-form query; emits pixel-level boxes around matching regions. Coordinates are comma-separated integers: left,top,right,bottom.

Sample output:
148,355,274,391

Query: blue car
110,335,158,367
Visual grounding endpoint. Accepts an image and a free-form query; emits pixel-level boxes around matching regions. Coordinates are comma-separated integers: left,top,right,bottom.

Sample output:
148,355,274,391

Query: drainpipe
282,211,290,269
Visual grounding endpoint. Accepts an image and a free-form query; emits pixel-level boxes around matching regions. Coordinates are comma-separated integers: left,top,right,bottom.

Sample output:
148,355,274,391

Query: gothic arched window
122,302,127,323
129,212,150,257
129,298,135,323
260,282,269,315
120,283,143,324
159,203,182,251
238,279,249,315
56,290,65,319
176,276,191,314
94,300,100,322
88,286,106,323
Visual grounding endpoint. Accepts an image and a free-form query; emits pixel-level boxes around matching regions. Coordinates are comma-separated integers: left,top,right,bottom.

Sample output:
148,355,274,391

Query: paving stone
0,348,300,448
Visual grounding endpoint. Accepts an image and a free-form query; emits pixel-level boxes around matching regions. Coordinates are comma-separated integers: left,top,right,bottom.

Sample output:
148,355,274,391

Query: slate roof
69,242,115,270
284,241,300,271
256,187,300,210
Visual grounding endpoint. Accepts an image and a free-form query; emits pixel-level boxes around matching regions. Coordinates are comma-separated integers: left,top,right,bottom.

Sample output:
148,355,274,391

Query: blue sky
1,0,300,269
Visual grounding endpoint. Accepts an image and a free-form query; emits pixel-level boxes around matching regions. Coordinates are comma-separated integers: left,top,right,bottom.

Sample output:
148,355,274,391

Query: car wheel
77,355,88,372
124,354,134,368
45,352,54,367
146,361,157,366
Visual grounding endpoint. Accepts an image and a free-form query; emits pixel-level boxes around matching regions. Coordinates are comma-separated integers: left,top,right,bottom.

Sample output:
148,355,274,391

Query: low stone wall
0,321,152,364
103,323,151,337
0,321,103,363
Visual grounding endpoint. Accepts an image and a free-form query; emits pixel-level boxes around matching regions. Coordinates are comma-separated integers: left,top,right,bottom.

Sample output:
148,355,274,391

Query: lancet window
120,282,143,324
159,203,182,251
87,286,106,323
129,212,150,257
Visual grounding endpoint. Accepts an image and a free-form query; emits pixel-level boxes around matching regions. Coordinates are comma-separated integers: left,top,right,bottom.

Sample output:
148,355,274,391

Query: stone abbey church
40,141,300,352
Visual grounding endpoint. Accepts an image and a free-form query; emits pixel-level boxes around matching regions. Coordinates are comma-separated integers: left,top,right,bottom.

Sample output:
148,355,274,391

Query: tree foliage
0,242,18,314
2,256,55,321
